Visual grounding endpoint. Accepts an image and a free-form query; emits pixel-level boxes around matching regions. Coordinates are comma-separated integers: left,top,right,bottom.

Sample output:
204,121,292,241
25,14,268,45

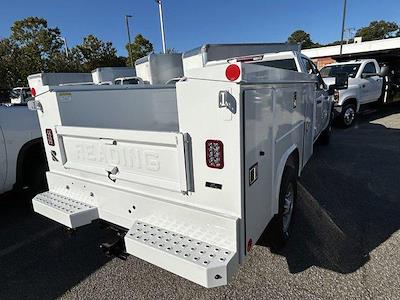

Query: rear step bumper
32,191,99,228
33,189,239,287
125,220,238,288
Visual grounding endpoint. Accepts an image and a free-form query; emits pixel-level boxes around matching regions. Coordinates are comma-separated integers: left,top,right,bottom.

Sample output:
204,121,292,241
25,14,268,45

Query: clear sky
1,0,399,56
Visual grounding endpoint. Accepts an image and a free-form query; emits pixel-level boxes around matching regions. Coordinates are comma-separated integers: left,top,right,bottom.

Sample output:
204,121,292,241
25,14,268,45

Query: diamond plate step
125,220,238,288
32,191,99,228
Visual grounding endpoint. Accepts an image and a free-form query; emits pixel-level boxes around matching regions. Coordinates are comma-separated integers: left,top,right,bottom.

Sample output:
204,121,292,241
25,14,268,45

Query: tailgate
56,126,192,193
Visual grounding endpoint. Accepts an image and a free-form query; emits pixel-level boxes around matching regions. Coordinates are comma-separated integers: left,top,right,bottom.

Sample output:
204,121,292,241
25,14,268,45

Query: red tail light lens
205,140,224,169
225,64,241,81
46,129,55,146
31,88,36,97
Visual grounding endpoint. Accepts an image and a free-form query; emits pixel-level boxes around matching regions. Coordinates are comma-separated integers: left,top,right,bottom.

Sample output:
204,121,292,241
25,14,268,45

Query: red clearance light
225,64,241,81
31,88,36,97
205,140,224,169
46,129,55,146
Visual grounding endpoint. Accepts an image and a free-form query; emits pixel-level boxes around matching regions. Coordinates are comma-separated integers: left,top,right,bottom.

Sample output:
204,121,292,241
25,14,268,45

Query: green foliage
355,20,399,41
0,39,21,88
287,30,320,49
76,34,126,72
0,17,129,88
126,34,154,65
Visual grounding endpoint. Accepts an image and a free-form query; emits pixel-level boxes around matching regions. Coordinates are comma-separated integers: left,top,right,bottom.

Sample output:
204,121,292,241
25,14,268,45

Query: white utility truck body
321,59,387,126
135,53,184,84
0,104,43,194
28,44,331,288
28,73,92,89
91,67,136,85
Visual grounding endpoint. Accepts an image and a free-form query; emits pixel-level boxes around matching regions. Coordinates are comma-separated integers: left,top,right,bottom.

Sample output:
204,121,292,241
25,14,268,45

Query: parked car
0,104,47,195
321,59,389,127
10,87,32,104
114,77,144,85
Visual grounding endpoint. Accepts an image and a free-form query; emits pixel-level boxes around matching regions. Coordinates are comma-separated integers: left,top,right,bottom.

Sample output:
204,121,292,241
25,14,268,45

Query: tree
0,38,20,88
287,30,320,49
355,20,399,41
126,34,153,65
2,17,69,87
75,34,126,71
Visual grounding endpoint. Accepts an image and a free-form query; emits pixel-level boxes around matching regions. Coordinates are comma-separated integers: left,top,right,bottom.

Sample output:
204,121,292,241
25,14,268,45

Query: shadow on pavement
258,103,400,274
0,191,112,300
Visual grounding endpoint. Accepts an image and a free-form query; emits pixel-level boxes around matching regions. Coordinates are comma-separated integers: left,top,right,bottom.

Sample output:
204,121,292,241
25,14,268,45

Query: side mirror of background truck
378,66,390,77
328,72,348,95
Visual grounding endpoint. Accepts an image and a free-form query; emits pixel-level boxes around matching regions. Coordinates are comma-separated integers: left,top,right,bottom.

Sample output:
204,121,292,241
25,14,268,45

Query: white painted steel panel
125,220,238,288
57,126,190,193
32,191,98,228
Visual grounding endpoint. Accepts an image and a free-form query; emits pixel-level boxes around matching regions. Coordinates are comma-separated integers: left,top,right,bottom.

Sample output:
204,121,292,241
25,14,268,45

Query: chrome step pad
125,220,237,288
32,191,99,228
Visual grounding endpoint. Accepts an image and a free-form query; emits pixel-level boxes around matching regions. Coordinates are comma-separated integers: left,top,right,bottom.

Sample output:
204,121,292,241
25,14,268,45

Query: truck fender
272,145,300,216
341,97,359,112
14,138,44,189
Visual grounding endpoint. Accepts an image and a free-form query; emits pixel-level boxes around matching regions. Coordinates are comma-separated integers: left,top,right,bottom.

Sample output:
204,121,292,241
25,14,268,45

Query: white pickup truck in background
10,87,32,104
0,104,47,195
320,59,389,127
28,43,335,288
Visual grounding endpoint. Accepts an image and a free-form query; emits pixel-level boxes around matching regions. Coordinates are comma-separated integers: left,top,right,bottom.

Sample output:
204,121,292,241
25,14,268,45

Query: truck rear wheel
339,103,356,128
273,166,297,246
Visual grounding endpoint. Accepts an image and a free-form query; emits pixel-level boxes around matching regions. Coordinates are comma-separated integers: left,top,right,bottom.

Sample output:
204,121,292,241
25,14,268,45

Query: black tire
339,103,356,128
26,159,48,194
273,166,297,246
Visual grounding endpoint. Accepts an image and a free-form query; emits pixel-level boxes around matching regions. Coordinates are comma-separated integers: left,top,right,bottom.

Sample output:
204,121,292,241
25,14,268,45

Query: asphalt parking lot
1,104,399,300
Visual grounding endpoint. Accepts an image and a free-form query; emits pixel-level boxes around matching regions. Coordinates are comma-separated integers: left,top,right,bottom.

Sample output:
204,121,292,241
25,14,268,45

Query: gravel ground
0,104,399,300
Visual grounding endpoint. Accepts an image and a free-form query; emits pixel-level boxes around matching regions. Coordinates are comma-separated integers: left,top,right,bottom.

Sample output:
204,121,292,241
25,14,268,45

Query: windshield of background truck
10,89,21,99
320,64,361,78
123,78,140,85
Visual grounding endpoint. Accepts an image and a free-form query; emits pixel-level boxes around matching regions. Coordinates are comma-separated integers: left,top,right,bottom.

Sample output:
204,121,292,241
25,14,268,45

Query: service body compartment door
56,126,192,193
302,85,314,165
243,88,274,250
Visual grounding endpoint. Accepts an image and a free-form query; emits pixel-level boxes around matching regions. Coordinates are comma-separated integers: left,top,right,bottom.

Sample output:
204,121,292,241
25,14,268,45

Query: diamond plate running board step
32,191,99,228
125,221,238,288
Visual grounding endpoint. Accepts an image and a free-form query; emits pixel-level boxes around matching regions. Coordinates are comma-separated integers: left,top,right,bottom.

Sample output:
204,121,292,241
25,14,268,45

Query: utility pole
156,0,167,53
339,0,347,56
125,15,134,67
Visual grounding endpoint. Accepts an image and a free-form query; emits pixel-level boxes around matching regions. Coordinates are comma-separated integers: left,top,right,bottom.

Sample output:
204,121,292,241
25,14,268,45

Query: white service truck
10,87,32,104
321,59,389,127
0,104,46,195
28,44,335,288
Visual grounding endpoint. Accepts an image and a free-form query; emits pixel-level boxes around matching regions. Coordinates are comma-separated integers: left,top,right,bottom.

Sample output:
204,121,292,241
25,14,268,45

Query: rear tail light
46,129,55,146
205,140,224,169
31,88,36,97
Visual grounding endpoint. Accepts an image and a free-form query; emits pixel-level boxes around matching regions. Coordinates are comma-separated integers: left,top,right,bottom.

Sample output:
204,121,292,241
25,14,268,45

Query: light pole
339,0,347,56
61,37,69,58
125,15,134,67
156,0,167,53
